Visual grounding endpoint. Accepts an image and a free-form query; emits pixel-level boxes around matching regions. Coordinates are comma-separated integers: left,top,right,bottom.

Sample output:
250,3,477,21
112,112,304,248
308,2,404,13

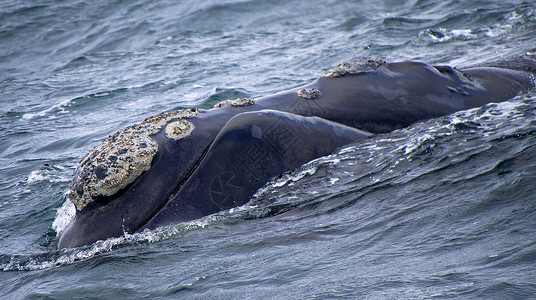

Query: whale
56,54,536,249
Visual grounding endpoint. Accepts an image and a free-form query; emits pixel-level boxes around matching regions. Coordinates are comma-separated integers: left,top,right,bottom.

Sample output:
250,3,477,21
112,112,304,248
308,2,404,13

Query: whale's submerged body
57,54,536,249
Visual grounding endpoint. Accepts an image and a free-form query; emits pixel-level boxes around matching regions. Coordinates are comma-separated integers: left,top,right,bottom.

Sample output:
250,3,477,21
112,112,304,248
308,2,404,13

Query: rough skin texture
297,88,322,99
69,109,198,211
322,57,386,78
213,97,255,108
165,119,195,140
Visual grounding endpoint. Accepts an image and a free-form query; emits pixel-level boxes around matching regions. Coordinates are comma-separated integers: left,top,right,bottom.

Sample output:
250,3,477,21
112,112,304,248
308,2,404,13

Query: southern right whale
56,53,536,249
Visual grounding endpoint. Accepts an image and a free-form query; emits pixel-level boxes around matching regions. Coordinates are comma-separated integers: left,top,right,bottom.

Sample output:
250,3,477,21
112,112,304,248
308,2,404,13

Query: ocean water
1,0,536,298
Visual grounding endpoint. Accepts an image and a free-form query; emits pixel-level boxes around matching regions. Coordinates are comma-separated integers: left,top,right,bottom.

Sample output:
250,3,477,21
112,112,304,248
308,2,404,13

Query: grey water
1,0,536,298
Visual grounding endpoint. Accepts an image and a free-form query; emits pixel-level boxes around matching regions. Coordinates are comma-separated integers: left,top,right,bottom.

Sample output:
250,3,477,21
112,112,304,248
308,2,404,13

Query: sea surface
1,0,536,298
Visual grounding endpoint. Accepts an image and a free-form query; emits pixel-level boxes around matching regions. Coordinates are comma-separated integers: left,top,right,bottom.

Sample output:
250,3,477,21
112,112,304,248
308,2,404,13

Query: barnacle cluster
213,97,255,108
297,88,322,99
69,109,198,211
322,57,386,78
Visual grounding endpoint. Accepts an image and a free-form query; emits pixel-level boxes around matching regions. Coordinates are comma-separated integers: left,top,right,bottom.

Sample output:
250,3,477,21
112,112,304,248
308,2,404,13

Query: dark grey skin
57,56,536,249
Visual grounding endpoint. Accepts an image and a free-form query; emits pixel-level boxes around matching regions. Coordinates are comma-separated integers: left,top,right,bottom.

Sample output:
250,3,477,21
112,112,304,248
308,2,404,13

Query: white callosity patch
297,88,322,99
69,109,198,211
213,97,255,108
322,57,386,78
165,119,195,140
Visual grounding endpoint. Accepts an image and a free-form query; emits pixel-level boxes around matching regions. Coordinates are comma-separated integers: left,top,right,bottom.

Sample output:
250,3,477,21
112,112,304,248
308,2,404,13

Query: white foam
27,170,47,184
337,146,356,154
399,133,434,156
228,204,257,214
484,11,521,37
51,199,76,234
424,28,476,43
328,177,339,185
22,97,74,120
27,168,71,184
272,166,317,188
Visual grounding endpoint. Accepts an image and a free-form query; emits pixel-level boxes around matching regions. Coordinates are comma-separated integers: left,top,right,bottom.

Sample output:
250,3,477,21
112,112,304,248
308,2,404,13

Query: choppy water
1,0,536,298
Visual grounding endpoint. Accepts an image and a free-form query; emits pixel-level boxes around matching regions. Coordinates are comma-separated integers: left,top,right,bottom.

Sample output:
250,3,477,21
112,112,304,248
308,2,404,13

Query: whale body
57,55,536,249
